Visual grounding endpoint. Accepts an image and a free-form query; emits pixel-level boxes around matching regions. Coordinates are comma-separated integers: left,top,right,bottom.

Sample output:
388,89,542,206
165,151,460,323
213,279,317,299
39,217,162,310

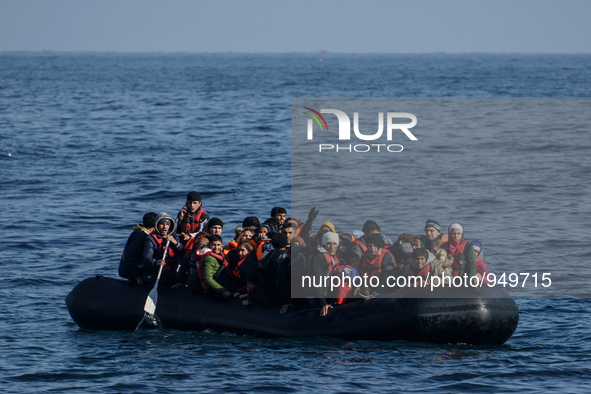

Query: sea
0,53,590,393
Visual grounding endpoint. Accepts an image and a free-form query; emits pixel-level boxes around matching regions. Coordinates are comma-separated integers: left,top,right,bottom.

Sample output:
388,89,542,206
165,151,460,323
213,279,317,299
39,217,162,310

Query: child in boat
199,235,232,297
412,236,424,250
240,275,262,305
431,238,450,276
471,240,491,284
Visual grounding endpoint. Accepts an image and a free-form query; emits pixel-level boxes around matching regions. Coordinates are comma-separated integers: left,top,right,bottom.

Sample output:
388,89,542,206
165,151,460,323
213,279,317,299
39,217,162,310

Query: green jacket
202,255,227,295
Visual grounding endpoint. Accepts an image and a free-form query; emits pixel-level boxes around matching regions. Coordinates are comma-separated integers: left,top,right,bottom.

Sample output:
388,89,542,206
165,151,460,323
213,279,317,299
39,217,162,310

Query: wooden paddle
143,240,170,316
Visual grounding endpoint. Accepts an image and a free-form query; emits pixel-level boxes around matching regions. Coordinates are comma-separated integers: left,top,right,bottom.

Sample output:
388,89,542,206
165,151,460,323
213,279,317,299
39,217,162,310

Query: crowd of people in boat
119,191,491,316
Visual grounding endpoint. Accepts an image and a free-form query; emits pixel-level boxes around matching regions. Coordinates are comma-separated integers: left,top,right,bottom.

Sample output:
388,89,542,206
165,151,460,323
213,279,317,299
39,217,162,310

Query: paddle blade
143,288,158,315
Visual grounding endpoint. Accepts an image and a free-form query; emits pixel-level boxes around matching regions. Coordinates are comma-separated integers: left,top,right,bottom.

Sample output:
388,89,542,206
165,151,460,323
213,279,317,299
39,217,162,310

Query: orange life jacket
360,248,393,279
223,240,238,256
256,239,272,261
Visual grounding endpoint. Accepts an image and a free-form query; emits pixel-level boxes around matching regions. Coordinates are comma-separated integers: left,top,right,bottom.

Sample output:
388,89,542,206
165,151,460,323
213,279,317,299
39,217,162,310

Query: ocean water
1,53,590,393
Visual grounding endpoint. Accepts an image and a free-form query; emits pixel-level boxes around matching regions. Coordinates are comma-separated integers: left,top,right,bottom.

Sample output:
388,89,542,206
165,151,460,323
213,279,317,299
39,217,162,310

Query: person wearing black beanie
208,218,223,236
118,212,157,283
348,220,393,268
242,216,260,229
359,232,395,296
176,191,209,244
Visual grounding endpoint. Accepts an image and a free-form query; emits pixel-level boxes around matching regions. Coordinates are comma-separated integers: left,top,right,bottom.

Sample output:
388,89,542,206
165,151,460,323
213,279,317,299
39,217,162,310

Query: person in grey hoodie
143,212,184,286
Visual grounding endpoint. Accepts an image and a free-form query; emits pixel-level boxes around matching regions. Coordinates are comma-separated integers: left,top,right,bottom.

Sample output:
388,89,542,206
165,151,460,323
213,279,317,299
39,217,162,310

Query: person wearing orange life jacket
225,226,256,269
174,231,211,289
443,222,476,282
176,191,209,244
348,220,393,269
308,232,341,316
231,239,258,294
359,233,396,295
180,217,223,264
142,212,184,286
397,247,448,285
196,234,233,297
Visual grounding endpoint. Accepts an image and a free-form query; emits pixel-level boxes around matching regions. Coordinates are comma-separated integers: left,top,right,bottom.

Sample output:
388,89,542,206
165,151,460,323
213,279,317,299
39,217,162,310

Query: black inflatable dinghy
66,276,518,345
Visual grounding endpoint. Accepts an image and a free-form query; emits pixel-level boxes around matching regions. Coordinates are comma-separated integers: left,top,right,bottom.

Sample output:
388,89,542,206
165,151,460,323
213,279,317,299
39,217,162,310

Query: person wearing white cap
308,232,340,316
442,222,476,281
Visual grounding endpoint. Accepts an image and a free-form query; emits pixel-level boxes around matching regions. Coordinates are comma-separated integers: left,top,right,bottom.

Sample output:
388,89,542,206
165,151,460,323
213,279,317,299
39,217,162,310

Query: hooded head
471,240,483,259
155,212,176,237
319,221,336,233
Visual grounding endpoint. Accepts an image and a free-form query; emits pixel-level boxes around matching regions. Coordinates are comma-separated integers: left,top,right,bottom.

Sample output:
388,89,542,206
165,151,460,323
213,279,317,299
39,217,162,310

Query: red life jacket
360,248,394,279
333,264,357,305
178,209,207,234
351,238,368,254
150,233,178,272
323,253,339,275
409,262,431,280
194,248,227,293
307,252,339,276
443,239,469,277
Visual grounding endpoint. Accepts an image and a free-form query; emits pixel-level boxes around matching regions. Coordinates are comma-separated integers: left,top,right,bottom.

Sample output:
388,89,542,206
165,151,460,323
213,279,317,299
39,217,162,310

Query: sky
1,0,590,53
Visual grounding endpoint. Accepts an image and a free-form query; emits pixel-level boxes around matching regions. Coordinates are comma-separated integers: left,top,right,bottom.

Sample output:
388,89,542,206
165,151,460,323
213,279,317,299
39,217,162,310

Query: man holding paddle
143,212,184,286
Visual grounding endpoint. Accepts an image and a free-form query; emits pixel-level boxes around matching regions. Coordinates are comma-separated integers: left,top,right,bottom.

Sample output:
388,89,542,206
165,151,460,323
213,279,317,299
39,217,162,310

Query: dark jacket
309,246,339,306
262,218,280,233
252,248,290,306
118,225,151,281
